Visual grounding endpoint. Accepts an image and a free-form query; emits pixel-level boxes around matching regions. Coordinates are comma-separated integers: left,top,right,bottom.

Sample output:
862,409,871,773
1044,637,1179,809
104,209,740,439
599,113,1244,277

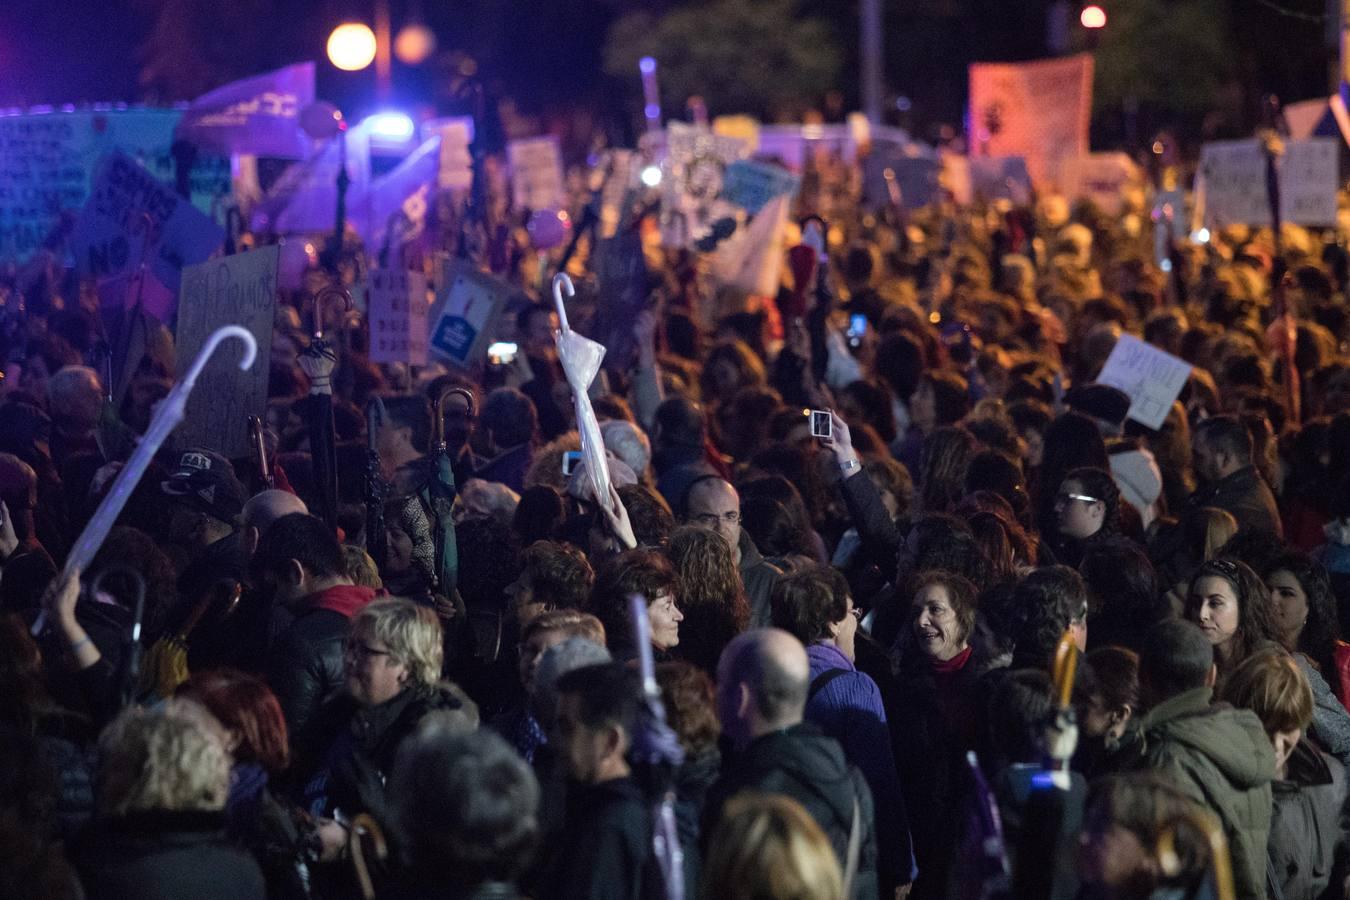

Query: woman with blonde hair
701,793,843,900
74,699,266,899
297,598,477,850
1152,506,1239,614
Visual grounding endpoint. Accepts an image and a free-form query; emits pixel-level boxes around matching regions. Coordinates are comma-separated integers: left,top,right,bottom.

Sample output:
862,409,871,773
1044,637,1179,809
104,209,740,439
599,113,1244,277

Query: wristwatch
840,458,860,474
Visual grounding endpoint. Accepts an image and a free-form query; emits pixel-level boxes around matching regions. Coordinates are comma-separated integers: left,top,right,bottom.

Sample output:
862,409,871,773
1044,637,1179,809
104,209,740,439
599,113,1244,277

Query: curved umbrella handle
551,272,574,333
181,325,258,390
310,284,353,341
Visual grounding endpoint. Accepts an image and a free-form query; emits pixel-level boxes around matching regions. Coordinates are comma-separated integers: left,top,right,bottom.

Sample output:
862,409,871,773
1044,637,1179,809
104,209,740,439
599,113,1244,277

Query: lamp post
327,0,436,99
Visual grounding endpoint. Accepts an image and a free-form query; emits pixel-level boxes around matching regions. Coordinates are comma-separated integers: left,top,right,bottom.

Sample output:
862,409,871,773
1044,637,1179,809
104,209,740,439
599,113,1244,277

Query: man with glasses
683,475,781,626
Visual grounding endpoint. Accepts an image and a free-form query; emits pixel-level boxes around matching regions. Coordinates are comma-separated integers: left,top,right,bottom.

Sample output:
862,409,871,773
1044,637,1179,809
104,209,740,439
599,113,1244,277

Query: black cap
1065,383,1131,430
161,448,245,525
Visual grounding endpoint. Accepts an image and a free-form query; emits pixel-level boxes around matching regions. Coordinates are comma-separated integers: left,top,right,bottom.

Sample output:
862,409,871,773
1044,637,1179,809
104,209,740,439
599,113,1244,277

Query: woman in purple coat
770,565,916,898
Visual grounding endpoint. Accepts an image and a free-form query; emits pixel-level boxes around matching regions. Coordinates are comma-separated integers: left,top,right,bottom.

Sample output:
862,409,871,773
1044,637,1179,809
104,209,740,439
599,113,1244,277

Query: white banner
1197,138,1339,228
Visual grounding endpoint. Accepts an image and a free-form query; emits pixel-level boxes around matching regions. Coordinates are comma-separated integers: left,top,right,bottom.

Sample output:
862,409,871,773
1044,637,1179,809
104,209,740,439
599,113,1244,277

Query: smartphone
801,218,827,262
487,341,518,366
562,450,583,476
847,313,867,349
809,410,832,439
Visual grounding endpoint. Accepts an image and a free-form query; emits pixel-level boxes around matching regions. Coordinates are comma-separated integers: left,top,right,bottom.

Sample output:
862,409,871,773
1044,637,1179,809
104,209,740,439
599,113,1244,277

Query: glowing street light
328,22,377,71
1080,5,1107,29
394,22,437,65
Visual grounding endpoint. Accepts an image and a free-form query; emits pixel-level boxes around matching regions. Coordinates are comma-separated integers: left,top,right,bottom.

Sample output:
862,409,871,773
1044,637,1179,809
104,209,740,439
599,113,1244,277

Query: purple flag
352,135,441,250
176,63,316,160
250,124,372,235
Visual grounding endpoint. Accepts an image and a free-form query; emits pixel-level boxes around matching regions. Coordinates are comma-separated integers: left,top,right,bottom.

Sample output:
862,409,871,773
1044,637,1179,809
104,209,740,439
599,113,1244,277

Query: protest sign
175,63,315,160
428,117,473,190
968,54,1093,187
712,193,788,298
1057,153,1142,216
862,145,940,209
352,135,441,251
1096,334,1193,430
1197,138,1339,228
969,156,1033,203
174,245,279,458
72,151,224,291
942,154,973,205
660,122,748,247
0,108,232,263
721,159,801,214
594,232,649,372
429,264,509,367
506,136,564,211
368,268,429,365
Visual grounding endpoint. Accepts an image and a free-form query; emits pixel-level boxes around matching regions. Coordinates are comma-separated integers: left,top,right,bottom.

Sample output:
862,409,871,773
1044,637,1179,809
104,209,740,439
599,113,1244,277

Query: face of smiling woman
912,583,968,662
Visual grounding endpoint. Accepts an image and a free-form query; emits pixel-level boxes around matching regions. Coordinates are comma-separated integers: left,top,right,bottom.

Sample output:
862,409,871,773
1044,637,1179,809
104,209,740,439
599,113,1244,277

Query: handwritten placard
0,109,233,264
1198,138,1339,228
72,151,224,291
1096,334,1192,430
506,136,564,211
368,269,428,365
173,245,279,458
428,265,508,367
1057,152,1141,216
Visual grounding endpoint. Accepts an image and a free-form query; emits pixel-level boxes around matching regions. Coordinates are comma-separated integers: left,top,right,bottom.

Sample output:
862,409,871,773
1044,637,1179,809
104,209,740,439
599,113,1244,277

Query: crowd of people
3,142,1350,900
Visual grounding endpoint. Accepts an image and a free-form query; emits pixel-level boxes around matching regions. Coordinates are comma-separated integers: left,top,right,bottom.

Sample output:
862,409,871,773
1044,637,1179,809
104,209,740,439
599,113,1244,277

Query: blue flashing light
644,103,660,120
367,111,415,141
639,57,657,75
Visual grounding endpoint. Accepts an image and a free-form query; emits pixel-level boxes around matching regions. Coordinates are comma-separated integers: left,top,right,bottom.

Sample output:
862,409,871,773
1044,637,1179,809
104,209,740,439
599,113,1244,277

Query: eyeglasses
691,511,742,527
344,641,392,662
1055,492,1101,506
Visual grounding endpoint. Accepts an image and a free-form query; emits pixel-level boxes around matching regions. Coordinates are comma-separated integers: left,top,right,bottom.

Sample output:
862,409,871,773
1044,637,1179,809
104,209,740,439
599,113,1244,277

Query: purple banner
176,63,315,160
352,135,441,250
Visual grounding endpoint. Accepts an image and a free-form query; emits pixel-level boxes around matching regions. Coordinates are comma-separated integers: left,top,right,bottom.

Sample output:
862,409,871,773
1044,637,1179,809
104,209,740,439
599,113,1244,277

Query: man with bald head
241,489,309,560
703,629,880,899
683,475,781,626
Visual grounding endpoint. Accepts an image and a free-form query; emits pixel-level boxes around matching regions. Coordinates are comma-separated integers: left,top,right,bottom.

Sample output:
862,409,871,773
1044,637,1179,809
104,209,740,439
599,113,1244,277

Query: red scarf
931,645,973,675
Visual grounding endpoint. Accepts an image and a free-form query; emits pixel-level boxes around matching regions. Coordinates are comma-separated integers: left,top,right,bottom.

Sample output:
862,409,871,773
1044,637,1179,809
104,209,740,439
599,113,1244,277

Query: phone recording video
809,410,832,439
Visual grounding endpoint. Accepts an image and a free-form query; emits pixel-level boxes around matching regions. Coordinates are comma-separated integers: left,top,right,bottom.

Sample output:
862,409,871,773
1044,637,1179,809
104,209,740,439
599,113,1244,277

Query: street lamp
327,23,377,72
1080,5,1106,29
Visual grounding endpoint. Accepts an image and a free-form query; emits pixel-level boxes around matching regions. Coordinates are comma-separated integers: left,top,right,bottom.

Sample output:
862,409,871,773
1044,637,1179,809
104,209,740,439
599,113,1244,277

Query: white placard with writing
1096,334,1193,430
368,269,428,365
506,136,564,210
1198,138,1339,228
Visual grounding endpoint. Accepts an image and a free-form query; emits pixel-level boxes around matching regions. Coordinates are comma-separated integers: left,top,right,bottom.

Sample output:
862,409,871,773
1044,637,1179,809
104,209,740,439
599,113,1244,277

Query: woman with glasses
296,598,475,873
1049,466,1123,568
769,565,914,899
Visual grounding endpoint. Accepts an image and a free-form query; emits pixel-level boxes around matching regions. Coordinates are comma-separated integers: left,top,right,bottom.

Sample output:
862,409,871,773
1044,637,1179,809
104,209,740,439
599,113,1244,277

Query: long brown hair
666,526,749,674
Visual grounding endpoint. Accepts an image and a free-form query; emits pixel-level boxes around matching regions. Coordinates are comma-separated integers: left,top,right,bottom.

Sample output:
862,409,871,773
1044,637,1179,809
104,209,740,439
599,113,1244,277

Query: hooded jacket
1120,687,1276,899
703,723,878,900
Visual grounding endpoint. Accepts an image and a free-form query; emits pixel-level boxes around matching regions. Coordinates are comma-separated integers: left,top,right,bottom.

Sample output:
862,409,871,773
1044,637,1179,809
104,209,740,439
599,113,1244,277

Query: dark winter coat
538,776,656,900
74,809,266,900
703,723,879,900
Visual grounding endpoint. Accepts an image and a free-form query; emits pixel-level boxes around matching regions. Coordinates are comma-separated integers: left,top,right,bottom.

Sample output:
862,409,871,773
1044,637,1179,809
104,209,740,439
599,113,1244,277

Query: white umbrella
551,273,612,508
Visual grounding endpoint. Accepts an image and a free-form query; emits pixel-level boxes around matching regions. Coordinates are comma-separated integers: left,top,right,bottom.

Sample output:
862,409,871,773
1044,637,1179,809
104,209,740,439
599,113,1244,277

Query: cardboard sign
429,117,474,190
1096,334,1193,430
506,136,564,210
1057,153,1142,216
660,122,748,247
173,245,279,458
1197,138,1339,228
368,269,429,365
428,265,508,367
72,151,224,291
968,54,1094,186
721,159,801,214
0,108,232,263
712,193,788,298
969,156,1033,203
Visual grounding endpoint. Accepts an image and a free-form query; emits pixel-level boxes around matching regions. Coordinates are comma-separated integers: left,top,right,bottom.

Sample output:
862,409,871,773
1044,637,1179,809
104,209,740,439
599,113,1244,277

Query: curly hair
520,541,595,612
589,550,680,654
1261,552,1341,689
917,425,977,514
178,669,289,774
769,565,850,646
97,699,231,816
1060,466,1123,536
656,661,721,756
1185,557,1278,684
351,598,445,688
1008,566,1088,670
666,526,749,674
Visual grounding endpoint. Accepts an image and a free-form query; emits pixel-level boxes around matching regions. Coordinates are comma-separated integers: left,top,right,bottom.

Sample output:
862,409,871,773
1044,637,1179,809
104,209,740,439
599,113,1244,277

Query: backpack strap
808,667,850,702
